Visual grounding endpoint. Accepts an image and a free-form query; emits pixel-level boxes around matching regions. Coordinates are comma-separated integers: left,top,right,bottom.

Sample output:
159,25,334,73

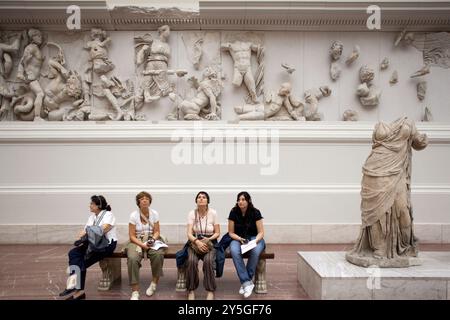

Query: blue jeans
230,236,266,288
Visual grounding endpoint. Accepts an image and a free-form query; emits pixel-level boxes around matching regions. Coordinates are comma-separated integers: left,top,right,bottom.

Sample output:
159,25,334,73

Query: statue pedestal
297,251,450,300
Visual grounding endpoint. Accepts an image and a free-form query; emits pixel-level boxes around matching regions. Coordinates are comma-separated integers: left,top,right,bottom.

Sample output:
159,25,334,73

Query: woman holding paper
185,191,220,300
126,191,166,300
228,191,265,299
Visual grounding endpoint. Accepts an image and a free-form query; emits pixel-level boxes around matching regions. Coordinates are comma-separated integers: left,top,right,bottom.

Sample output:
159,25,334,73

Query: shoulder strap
94,210,107,226
140,210,154,228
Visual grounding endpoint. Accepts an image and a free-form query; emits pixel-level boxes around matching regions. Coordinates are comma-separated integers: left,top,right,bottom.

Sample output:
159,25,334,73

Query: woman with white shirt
59,195,117,300
127,191,165,300
185,191,220,300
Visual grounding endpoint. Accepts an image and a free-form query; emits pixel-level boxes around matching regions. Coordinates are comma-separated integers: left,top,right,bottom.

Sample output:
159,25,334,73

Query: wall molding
1,122,450,144
0,1,449,31
0,183,449,194
1,223,448,244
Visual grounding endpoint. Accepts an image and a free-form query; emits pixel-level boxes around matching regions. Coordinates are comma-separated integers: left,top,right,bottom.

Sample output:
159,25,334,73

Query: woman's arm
207,224,220,241
228,220,245,243
129,223,149,249
102,224,112,234
255,220,264,244
152,221,160,241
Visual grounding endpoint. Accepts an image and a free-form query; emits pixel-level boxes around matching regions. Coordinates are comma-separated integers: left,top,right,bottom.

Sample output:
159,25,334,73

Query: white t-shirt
85,210,117,243
129,209,159,238
188,208,218,236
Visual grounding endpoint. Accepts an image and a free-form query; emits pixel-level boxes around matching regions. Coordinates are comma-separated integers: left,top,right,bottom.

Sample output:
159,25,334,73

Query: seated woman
59,195,117,300
127,191,165,300
228,191,265,298
185,191,220,300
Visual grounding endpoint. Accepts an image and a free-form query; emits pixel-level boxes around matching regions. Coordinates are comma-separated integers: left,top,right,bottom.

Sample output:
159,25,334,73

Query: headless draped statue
346,117,428,267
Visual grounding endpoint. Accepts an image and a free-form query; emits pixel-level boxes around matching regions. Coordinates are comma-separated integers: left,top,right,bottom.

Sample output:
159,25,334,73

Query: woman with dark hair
185,191,220,300
228,191,265,298
59,195,117,300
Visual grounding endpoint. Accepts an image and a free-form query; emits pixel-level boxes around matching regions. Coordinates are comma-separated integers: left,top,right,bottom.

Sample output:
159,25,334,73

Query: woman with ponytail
59,195,118,300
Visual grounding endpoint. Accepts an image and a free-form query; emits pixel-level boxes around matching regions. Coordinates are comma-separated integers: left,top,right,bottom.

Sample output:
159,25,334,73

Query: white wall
0,121,449,243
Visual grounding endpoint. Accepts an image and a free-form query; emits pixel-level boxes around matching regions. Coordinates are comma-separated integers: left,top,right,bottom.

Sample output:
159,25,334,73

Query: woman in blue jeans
228,191,265,298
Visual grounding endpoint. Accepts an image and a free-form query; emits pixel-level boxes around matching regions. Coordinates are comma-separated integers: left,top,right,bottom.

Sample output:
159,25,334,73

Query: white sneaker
239,285,244,295
130,291,140,300
146,282,157,297
243,283,255,298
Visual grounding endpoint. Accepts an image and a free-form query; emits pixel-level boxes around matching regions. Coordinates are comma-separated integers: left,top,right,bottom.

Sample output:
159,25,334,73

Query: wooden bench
98,245,274,294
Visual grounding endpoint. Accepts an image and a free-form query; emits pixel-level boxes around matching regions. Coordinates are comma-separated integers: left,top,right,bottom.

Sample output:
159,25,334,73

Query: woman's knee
230,241,241,255
127,254,141,266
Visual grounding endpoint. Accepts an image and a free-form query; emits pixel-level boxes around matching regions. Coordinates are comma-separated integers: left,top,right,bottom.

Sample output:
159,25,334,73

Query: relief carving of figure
221,40,264,103
84,28,114,76
346,117,428,267
234,84,330,121
303,86,331,121
0,31,22,119
264,82,304,121
167,66,223,120
330,41,343,81
43,43,83,121
356,65,381,107
10,84,35,121
134,25,187,120
16,28,45,121
95,75,135,121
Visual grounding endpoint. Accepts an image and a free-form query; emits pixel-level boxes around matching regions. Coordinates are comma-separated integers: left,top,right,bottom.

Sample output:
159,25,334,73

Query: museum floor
1,244,449,300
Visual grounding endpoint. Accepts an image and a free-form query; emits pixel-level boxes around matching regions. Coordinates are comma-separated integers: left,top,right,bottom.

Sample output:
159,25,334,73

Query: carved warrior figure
0,31,22,119
84,28,114,76
167,66,223,121
43,43,83,121
221,40,264,103
346,117,428,267
329,40,343,81
356,65,381,107
134,25,187,120
16,28,45,121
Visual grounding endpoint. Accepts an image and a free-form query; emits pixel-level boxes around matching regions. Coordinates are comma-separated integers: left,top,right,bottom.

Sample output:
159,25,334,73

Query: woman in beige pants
126,191,165,300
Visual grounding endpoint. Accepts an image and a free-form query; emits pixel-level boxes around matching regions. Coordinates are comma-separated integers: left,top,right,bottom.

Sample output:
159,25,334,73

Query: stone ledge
298,251,450,299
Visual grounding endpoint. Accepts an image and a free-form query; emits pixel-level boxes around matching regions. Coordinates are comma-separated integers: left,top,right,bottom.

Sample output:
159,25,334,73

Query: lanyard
195,209,208,237
139,209,153,235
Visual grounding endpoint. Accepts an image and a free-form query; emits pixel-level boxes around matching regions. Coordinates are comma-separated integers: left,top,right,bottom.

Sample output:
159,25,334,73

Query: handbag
189,237,214,255
189,209,213,255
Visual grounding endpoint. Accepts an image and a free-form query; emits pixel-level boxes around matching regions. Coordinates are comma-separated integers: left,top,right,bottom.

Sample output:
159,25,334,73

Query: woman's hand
239,237,248,244
195,239,209,253
78,230,86,239
141,242,150,250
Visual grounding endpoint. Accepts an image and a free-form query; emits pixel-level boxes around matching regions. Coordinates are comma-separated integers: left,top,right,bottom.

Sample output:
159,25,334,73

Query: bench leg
98,258,121,291
176,267,187,292
254,259,267,294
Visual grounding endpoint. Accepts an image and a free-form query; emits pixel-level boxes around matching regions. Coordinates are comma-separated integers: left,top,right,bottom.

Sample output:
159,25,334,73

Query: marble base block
298,251,450,300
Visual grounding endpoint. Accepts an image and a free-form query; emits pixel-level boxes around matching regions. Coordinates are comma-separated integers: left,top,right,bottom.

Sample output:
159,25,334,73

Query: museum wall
1,1,449,244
